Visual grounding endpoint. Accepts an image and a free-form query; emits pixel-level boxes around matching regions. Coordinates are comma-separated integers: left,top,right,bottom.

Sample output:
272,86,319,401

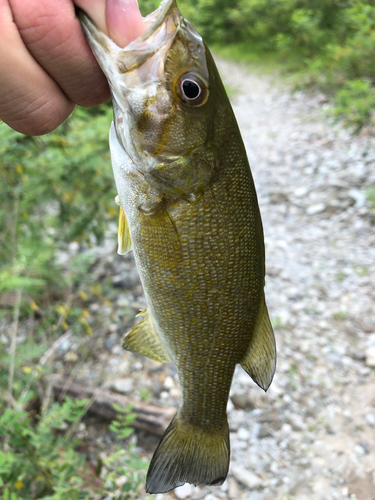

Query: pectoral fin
117,206,132,255
240,295,276,391
123,311,171,363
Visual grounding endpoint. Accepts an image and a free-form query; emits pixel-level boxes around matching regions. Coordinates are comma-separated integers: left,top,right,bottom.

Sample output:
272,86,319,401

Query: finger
9,0,110,108
0,0,74,135
74,0,107,34
106,0,145,47
75,0,146,48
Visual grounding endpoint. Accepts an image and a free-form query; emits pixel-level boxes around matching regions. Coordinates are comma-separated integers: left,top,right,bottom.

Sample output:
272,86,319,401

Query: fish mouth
78,0,181,82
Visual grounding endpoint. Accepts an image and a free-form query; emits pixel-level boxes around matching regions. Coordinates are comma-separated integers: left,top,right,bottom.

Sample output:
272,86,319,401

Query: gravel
216,58,375,500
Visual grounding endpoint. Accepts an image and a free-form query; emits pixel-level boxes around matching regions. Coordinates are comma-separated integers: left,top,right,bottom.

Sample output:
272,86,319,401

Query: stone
104,334,118,351
365,346,375,367
230,391,268,410
354,444,366,455
227,477,241,499
64,350,79,363
174,483,192,499
230,465,264,490
258,424,273,439
110,378,134,394
163,376,175,389
237,428,251,440
231,392,256,410
306,203,326,215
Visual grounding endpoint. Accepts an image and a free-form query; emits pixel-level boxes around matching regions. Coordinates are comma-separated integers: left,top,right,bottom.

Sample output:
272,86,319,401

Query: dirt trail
215,58,375,500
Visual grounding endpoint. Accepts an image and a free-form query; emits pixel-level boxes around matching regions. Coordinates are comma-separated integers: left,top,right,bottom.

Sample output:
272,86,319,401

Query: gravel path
36,58,375,500
210,58,375,500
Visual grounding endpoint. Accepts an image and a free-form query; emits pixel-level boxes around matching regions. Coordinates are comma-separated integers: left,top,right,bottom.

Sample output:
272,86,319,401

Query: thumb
74,0,145,47
106,0,145,47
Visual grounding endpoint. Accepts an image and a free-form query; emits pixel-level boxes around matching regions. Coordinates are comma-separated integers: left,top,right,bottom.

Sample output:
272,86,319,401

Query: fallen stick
49,374,175,436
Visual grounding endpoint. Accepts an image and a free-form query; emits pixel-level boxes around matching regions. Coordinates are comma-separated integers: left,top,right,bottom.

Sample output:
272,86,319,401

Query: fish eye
177,73,209,107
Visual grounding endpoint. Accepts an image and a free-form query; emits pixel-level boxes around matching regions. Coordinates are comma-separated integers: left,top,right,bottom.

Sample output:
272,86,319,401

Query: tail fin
146,414,230,494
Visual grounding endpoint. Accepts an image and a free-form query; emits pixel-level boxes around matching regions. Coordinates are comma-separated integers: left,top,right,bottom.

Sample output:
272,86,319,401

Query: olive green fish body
79,0,276,493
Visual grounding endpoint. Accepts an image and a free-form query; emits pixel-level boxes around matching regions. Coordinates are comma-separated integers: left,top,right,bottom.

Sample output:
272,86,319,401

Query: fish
78,0,276,494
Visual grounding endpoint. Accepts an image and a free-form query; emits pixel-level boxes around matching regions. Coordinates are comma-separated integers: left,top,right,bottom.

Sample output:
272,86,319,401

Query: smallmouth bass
79,0,276,493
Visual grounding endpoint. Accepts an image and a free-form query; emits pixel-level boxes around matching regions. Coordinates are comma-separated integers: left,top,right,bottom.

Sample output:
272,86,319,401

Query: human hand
0,0,144,136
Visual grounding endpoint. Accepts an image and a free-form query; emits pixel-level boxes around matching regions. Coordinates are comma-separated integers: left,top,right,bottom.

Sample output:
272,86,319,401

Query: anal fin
240,294,276,391
123,311,171,363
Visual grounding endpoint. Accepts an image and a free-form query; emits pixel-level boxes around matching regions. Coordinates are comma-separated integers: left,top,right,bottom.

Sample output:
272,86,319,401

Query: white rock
117,296,129,307
220,479,228,492
174,483,192,499
109,323,118,333
0,334,9,345
110,378,134,394
163,376,175,389
349,188,367,207
306,203,326,215
64,350,78,363
68,241,80,254
227,398,234,412
294,186,309,198
237,428,251,440
365,346,375,367
227,477,241,498
354,444,366,455
230,464,264,489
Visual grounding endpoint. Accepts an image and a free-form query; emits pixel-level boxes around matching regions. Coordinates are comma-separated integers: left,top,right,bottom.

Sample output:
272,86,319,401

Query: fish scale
79,0,276,493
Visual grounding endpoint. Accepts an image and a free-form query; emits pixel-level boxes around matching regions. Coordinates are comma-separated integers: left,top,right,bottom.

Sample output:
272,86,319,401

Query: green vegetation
0,104,116,303
141,0,375,132
0,396,148,499
0,106,152,498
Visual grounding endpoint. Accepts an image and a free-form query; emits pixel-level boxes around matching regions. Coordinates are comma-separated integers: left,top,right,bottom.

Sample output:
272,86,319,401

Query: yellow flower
56,304,68,317
22,366,33,374
15,479,23,489
79,291,88,301
63,191,73,202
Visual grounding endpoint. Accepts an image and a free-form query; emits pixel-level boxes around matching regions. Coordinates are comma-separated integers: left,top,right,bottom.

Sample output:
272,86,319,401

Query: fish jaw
78,0,181,85
78,0,180,167
78,0,211,183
